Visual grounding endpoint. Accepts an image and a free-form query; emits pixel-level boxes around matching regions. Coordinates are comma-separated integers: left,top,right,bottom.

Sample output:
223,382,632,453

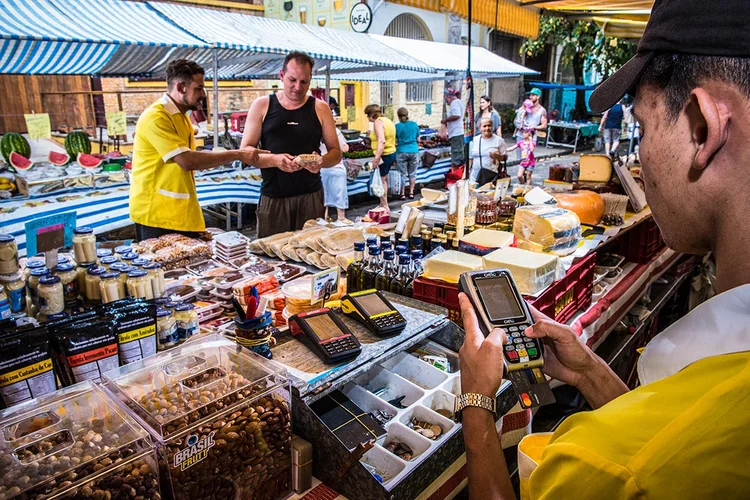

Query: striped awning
524,0,654,38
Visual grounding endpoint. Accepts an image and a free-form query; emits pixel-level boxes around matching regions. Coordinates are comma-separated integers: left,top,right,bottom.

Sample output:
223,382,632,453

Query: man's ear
279,70,285,81
176,80,187,95
689,88,729,170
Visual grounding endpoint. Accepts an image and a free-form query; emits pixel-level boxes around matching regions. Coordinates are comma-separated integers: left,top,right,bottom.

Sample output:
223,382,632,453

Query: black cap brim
590,52,654,113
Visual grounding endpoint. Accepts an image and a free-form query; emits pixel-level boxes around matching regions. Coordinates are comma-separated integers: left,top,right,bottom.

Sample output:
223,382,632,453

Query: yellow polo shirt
529,351,750,498
130,94,205,232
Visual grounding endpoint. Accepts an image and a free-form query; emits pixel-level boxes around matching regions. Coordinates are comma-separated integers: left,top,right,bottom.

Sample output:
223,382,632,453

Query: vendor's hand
237,146,269,165
275,154,299,173
458,293,508,398
302,155,324,174
523,305,599,387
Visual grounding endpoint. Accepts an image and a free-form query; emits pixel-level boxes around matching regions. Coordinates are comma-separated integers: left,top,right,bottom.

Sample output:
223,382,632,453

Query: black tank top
259,94,323,198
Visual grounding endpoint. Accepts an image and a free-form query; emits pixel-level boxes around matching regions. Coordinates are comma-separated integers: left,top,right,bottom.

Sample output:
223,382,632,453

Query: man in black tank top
241,51,342,237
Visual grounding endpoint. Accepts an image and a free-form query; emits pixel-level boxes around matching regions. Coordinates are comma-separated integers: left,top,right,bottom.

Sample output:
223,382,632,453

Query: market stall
545,121,601,152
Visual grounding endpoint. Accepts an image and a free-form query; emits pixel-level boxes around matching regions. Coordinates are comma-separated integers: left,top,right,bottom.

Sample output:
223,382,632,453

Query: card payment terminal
341,289,406,337
288,308,362,364
458,269,555,408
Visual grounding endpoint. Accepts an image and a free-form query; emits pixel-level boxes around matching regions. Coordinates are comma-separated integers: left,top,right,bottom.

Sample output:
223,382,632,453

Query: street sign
349,2,372,33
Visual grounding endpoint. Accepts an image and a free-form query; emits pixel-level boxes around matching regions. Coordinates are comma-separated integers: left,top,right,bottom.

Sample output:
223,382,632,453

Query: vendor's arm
372,119,386,168
173,149,265,172
241,97,299,173
310,99,342,172
442,114,461,124
536,110,548,132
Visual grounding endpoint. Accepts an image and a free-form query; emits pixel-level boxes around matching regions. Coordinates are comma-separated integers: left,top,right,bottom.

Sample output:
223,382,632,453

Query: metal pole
325,62,331,104
212,48,219,148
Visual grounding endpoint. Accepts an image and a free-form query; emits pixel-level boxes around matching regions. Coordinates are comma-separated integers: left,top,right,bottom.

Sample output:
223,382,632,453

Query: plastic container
102,335,292,500
27,267,50,314
100,271,124,303
37,275,64,315
127,269,153,300
174,303,199,343
380,352,448,390
620,217,666,264
354,366,425,408
85,266,106,302
72,227,97,264
156,307,177,350
0,233,19,275
53,262,79,307
0,272,26,315
143,262,165,298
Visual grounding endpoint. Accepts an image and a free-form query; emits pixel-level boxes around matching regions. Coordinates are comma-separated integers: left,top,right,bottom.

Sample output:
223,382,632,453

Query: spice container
0,234,19,275
0,381,161,500
72,226,97,264
53,262,79,307
156,307,177,350
37,275,64,315
174,303,198,343
102,335,291,500
84,266,106,302
27,267,50,313
126,269,153,300
76,262,96,292
99,255,119,270
0,273,25,316
143,262,166,298
100,271,124,303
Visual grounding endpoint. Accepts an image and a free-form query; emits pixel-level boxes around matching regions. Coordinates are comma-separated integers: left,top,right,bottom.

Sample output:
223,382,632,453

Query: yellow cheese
423,250,483,283
578,154,613,182
482,247,559,295
513,205,581,256
459,229,514,249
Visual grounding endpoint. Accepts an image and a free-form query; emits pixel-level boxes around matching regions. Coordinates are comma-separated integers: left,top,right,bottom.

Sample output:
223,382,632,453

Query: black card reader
288,308,362,364
341,289,406,337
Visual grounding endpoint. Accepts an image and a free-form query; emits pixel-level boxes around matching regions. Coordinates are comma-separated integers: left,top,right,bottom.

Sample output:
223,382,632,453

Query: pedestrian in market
365,104,397,210
514,88,547,146
457,1,750,498
241,51,342,238
506,127,536,185
599,97,625,158
468,117,505,185
442,87,466,167
474,95,502,136
395,107,421,200
130,59,264,242
319,126,350,222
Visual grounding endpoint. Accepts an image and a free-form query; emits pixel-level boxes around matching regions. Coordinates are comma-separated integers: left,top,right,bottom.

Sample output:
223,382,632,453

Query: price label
25,211,77,256
106,111,127,136
311,267,340,306
349,2,372,33
24,113,51,140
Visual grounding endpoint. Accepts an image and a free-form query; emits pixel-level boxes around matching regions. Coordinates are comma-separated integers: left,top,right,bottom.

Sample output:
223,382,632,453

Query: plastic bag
370,170,385,197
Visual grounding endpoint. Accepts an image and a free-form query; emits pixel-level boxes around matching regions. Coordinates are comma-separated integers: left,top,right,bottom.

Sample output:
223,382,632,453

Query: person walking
469,117,506,185
366,104,397,210
514,88,547,145
442,88,466,167
395,107,421,200
507,128,536,185
599,98,625,157
320,127,350,222
474,95,502,136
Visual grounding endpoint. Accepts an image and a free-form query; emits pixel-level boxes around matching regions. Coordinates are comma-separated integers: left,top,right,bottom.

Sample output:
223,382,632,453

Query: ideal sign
349,2,372,33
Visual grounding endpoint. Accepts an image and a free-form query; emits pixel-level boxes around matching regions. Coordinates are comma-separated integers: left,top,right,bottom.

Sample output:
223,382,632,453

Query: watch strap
455,393,497,421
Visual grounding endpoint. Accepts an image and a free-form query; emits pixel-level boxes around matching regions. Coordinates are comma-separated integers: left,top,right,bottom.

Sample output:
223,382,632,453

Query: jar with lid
165,301,180,313
143,262,165,298
156,308,177,350
96,248,112,260
100,271,124,303
28,267,50,312
126,269,153,300
121,253,138,266
99,255,119,271
85,266,106,302
23,258,45,281
54,262,79,307
174,303,199,343
116,266,132,296
0,234,19,275
76,262,96,292
56,255,70,266
72,227,97,264
132,257,150,268
114,245,133,259
0,285,10,320
38,275,64,315
0,273,26,315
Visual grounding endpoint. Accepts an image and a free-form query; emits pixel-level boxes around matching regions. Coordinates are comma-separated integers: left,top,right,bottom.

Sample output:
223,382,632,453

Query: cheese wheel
553,190,605,225
513,206,581,256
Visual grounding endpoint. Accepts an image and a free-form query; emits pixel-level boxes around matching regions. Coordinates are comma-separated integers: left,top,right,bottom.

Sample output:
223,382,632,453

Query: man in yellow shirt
130,59,263,241
456,0,750,498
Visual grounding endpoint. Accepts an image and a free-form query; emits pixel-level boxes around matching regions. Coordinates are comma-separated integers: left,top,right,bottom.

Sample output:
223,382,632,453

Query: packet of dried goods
51,319,119,386
0,327,58,409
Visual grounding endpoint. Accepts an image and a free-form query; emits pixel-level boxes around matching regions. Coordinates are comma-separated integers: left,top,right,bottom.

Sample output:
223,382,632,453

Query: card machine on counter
341,289,406,337
288,308,362,364
458,269,555,409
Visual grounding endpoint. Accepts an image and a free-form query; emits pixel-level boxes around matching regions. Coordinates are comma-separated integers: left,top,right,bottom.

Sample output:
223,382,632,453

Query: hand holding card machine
288,308,362,364
341,289,406,337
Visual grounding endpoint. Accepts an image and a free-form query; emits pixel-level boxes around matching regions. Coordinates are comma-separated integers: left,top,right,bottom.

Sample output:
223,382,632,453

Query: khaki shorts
256,189,325,238
604,128,622,143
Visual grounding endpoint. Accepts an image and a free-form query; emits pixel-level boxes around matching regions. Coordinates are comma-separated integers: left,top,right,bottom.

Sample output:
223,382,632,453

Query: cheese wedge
459,229,514,256
482,247,558,295
578,154,613,183
513,205,581,256
423,250,483,283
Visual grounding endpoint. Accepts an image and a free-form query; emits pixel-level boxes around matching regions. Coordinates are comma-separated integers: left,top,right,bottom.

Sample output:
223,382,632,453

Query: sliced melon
77,153,102,169
9,151,33,171
49,151,70,166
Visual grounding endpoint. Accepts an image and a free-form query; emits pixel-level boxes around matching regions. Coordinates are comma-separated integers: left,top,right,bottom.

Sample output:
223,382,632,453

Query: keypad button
517,350,527,357
507,351,518,360
504,344,514,351
526,342,535,348
513,338,524,344
528,348,538,358
508,326,519,332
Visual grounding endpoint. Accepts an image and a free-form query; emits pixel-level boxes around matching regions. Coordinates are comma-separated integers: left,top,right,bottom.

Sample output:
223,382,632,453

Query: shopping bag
388,170,403,196
370,170,385,197
594,136,604,152
344,159,363,182
444,164,465,187
422,150,439,169
518,433,553,500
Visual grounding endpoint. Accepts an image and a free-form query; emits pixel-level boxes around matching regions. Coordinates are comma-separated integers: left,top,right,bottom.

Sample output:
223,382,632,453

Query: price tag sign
106,111,127,136
311,267,340,306
349,2,372,33
494,177,510,200
25,211,77,256
24,113,51,140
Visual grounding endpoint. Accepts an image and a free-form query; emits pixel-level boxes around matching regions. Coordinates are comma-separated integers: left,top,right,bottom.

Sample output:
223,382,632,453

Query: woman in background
366,104,397,210
474,95,502,136
395,107,421,200
320,126,350,222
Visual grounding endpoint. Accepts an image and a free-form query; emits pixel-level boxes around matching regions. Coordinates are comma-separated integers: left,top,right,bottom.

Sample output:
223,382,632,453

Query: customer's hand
275,154,300,173
523,305,599,387
371,157,380,170
237,146,268,165
458,293,508,398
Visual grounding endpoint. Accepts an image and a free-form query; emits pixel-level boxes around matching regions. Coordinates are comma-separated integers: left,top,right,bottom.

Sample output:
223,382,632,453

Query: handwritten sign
106,111,127,136
25,211,77,256
24,113,51,140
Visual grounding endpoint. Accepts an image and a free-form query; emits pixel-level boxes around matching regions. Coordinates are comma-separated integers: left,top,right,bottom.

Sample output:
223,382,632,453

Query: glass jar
0,285,10,320
114,245,132,260
23,258,45,282
99,255,119,271
116,266,133,296
99,271,124,304
37,275,64,315
174,303,199,344
72,227,97,264
121,252,138,265
53,262,79,307
156,308,177,350
28,267,50,313
126,269,153,300
85,266,106,302
96,248,113,260
165,301,180,313
0,273,26,316
76,262,96,292
56,255,70,266
131,258,150,268
0,234,19,275
143,262,165,298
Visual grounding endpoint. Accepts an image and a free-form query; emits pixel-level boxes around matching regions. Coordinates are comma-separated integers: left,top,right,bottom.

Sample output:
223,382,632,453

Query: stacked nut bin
102,335,292,500
0,381,161,500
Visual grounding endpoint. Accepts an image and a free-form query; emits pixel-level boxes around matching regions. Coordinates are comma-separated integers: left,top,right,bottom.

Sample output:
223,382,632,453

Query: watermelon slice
49,151,70,166
77,153,102,169
9,151,33,171
106,150,124,158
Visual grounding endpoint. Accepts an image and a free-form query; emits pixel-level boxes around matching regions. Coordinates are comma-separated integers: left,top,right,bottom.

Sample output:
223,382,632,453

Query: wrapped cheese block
482,247,559,295
513,205,582,256
318,228,366,255
553,190,605,225
249,231,295,256
423,250,483,283
335,250,355,272
290,227,330,248
459,229,515,256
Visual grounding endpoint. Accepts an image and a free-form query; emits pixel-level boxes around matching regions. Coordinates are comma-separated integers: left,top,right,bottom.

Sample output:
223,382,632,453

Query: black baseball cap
589,0,750,112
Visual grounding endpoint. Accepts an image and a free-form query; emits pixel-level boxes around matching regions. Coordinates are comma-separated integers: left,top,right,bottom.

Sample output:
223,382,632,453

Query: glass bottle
389,254,414,298
346,242,366,294
380,239,392,253
410,250,424,280
421,230,432,255
360,245,381,291
375,250,397,292
395,244,408,258
409,234,422,253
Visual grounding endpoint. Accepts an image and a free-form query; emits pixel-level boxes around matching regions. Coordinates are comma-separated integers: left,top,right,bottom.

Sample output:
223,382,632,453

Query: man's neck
713,215,750,294
165,92,189,114
278,92,307,110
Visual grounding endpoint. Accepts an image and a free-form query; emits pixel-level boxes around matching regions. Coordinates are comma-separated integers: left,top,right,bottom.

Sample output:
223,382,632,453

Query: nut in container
102,335,292,500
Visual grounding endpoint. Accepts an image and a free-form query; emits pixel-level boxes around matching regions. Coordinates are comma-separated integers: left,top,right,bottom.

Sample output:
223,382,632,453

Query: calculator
341,289,407,337
288,308,362,364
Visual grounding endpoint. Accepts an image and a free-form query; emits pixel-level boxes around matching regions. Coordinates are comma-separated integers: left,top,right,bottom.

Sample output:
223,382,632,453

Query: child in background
506,128,536,185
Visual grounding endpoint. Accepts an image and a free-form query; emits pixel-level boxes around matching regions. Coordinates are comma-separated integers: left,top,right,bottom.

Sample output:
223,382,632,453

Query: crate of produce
529,251,596,324
621,217,665,264
412,276,462,326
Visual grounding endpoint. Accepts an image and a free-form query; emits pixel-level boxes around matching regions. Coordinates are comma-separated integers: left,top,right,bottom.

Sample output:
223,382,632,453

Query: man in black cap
455,1,750,498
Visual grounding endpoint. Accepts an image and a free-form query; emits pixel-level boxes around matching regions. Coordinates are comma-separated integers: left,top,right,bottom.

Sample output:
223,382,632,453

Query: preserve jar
156,307,177,350
114,245,133,259
143,262,165,298
0,285,10,320
96,248,113,260
131,258,150,268
0,234,18,275
76,262,96,291
174,303,199,344
85,266,106,302
99,255,119,271
72,227,97,264
99,271,124,304
0,272,26,315
24,258,45,281
28,267,50,311
126,269,153,300
54,262,79,307
38,275,64,315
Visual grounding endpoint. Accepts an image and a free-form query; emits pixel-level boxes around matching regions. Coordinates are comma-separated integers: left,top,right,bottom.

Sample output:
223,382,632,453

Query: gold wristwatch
455,393,497,421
